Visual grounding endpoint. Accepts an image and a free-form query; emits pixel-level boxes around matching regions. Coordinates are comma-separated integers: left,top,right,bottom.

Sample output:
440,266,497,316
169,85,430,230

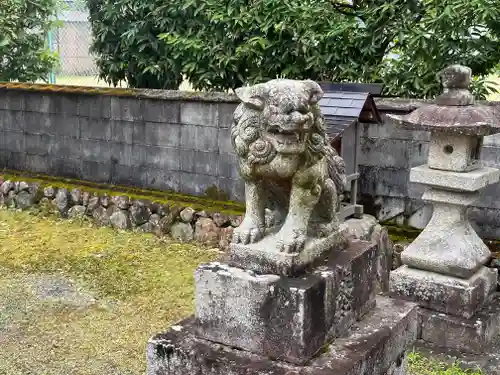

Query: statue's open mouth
266,125,302,144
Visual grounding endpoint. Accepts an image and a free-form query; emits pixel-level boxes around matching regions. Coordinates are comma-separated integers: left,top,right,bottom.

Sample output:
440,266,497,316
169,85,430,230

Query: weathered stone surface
427,133,479,172
54,188,70,216
70,188,82,205
229,215,243,227
5,190,16,208
390,265,496,319
140,222,156,233
401,188,492,279
194,218,220,246
158,216,174,234
392,243,407,269
130,200,152,226
344,214,394,293
410,165,500,192
116,195,130,210
17,181,29,192
92,206,110,226
100,193,111,208
86,194,100,214
68,205,86,219
14,191,33,210
170,222,194,242
388,65,500,136
212,212,230,227
228,226,348,276
43,185,55,199
158,205,183,233
156,204,170,217
180,207,195,223
196,210,211,219
1,180,14,195
81,191,91,206
149,214,161,226
147,296,417,375
106,205,120,217
218,226,234,251
418,293,500,353
195,240,378,364
230,79,347,270
110,210,132,230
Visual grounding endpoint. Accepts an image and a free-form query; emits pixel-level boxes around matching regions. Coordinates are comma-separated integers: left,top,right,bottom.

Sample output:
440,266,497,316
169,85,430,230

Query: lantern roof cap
388,65,500,136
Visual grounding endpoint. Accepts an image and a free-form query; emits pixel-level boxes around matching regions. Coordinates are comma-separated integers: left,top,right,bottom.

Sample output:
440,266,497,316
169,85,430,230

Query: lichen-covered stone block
390,265,496,319
147,296,418,375
418,293,500,353
195,240,378,364
410,165,500,192
228,227,348,276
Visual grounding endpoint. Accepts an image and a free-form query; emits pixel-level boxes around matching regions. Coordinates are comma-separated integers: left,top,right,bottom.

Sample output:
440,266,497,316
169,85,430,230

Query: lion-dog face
235,79,323,155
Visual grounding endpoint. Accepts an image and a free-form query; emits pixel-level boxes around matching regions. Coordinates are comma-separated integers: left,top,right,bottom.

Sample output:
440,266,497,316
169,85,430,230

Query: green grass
0,208,218,375
0,208,488,375
408,352,482,375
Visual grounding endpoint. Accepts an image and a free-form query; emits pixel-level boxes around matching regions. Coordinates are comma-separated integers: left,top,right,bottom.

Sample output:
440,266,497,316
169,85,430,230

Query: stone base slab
195,239,378,364
228,226,348,276
390,265,496,319
418,293,500,353
147,296,418,375
410,165,500,192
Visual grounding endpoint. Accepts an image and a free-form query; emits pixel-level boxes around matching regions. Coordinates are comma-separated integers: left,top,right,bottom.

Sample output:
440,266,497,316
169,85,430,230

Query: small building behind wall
318,83,382,221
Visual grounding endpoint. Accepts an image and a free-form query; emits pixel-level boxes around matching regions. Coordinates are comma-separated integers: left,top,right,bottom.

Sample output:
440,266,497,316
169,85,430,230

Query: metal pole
47,30,56,84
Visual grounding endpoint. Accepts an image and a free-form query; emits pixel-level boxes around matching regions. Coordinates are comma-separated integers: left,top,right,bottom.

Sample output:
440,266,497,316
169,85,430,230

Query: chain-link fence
46,4,120,87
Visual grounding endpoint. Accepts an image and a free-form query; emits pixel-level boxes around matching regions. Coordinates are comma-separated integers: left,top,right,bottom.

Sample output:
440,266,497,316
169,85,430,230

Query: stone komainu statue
230,79,347,253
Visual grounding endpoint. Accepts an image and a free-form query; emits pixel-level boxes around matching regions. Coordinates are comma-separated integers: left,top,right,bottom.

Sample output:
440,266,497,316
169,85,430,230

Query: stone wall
0,85,242,200
1,85,500,237
0,175,240,251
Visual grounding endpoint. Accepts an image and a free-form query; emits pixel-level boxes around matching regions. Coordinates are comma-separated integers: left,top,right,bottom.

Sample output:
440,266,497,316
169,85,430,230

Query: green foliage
0,0,60,82
379,0,500,98
87,0,500,98
87,0,184,89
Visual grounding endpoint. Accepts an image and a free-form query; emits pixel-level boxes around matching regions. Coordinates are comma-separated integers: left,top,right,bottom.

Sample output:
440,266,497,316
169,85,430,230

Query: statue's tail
326,147,347,196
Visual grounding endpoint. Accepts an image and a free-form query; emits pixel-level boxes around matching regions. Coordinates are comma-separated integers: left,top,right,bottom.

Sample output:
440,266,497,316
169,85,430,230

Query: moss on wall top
0,170,245,215
0,82,239,103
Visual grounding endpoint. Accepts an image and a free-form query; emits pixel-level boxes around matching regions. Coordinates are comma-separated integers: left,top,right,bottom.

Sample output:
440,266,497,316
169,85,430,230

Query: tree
87,0,500,98
0,0,60,83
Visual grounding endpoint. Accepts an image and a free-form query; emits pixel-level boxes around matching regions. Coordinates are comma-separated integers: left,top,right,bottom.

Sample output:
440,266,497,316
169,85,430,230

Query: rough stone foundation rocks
0,177,246,251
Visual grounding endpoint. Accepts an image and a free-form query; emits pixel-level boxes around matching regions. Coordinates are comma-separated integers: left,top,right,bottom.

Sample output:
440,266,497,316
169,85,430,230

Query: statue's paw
276,229,306,253
232,225,264,245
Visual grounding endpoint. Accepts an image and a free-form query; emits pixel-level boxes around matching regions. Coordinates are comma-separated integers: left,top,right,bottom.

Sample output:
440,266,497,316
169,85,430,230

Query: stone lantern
388,64,500,352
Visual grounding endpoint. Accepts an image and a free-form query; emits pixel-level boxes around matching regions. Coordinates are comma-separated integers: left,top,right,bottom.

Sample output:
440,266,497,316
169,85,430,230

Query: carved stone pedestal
147,240,418,375
195,240,376,364
147,295,417,375
418,294,500,353
391,265,500,353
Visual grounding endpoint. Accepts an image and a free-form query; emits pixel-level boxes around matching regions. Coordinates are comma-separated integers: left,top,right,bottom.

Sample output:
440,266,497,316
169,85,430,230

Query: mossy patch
0,169,245,216
384,223,422,243
408,351,482,375
0,208,219,374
